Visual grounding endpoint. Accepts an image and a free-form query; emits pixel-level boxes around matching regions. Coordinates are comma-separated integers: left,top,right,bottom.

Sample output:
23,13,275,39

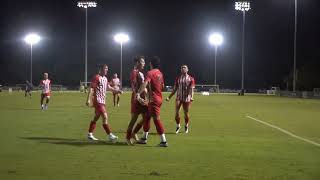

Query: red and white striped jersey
40,79,51,94
110,78,120,90
91,74,108,105
174,74,195,102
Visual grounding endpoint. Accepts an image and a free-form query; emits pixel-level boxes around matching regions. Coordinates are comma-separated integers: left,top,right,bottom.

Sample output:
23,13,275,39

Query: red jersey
130,69,146,97
174,74,195,102
91,74,108,105
40,79,51,94
145,69,164,103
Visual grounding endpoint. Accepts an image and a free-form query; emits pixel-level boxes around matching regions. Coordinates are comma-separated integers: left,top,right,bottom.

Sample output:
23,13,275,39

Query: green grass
0,92,320,180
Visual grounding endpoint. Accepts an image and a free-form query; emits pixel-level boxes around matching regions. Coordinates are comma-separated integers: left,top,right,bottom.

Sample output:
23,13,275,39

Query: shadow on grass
20,137,155,148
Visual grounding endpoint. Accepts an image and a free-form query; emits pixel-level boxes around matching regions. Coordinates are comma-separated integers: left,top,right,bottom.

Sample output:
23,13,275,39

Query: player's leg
116,93,120,107
137,112,150,144
25,90,27,97
126,113,139,145
100,105,118,142
40,94,45,109
28,90,32,98
182,102,191,133
175,100,182,134
113,93,116,107
132,114,144,141
151,103,167,147
88,112,100,141
44,96,50,109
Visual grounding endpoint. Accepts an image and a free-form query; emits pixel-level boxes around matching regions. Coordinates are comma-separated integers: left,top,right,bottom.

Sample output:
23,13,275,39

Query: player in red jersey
126,56,149,145
166,65,195,134
86,64,122,142
109,73,121,107
40,73,51,110
136,56,168,147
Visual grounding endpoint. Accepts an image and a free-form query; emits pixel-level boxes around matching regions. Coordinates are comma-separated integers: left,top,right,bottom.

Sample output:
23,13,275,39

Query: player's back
146,69,164,103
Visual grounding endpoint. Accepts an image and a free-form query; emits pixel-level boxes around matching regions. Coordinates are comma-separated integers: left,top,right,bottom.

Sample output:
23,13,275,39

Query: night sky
1,0,319,90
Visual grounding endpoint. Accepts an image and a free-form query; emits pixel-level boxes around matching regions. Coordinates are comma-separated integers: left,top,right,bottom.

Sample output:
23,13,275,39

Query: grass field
0,91,320,180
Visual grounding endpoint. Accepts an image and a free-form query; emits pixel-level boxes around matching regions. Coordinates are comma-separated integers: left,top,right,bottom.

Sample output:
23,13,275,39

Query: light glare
77,1,97,8
114,33,129,44
24,33,41,45
209,33,223,46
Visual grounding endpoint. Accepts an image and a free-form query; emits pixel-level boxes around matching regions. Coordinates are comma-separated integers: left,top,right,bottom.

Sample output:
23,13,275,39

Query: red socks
102,124,112,134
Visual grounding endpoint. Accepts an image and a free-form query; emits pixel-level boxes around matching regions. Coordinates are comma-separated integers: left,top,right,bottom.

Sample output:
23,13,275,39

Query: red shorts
41,92,51,98
131,93,147,114
94,103,107,116
148,101,162,117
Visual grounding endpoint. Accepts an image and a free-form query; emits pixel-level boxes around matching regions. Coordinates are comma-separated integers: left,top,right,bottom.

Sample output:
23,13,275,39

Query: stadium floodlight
77,1,97,88
235,1,251,95
114,33,129,88
209,33,223,85
24,33,41,85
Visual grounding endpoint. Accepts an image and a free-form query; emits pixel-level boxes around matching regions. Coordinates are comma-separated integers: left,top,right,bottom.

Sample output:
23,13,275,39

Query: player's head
149,56,160,70
43,73,48,79
98,64,108,76
134,56,145,69
113,73,118,78
181,65,189,74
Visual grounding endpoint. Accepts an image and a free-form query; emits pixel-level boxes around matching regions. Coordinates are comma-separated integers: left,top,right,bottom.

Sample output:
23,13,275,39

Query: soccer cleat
158,142,168,147
108,134,118,142
132,133,139,142
44,104,48,110
175,126,181,134
41,105,44,110
88,133,99,141
185,126,189,134
136,138,147,144
126,139,134,145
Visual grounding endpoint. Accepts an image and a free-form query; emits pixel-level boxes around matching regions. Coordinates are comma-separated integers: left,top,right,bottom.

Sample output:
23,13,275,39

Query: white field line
246,115,320,148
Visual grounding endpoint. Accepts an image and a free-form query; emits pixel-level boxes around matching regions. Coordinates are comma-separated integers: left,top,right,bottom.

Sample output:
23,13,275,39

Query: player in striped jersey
40,73,51,110
109,73,121,107
86,64,122,142
126,56,149,145
166,65,195,134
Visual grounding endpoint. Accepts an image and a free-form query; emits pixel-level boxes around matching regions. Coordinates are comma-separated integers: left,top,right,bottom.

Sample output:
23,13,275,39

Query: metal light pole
209,33,223,85
293,0,297,92
114,33,129,88
24,33,40,85
77,1,97,86
235,1,250,95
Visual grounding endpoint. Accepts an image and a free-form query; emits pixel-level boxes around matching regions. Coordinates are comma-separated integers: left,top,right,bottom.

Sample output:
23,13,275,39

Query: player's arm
86,87,93,106
107,84,122,93
166,77,178,101
190,77,195,101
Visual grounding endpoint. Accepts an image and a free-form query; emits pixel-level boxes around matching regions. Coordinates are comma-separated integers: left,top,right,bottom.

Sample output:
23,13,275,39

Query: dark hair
150,56,160,68
97,64,108,71
133,56,145,64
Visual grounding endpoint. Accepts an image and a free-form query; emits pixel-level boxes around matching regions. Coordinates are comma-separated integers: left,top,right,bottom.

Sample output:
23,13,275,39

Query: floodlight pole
293,0,297,92
214,45,217,85
120,42,123,88
30,44,33,84
241,10,246,93
85,7,88,85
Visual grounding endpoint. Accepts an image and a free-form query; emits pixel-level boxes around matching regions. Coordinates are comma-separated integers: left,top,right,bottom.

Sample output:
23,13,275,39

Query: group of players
31,56,195,147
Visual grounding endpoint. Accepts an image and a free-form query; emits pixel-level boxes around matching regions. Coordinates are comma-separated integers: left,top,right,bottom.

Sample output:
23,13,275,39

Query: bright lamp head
24,33,41,45
235,1,251,11
114,33,129,44
77,1,97,8
209,33,223,46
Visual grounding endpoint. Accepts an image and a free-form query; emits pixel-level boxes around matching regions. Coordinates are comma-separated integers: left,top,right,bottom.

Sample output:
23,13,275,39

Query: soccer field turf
0,92,319,180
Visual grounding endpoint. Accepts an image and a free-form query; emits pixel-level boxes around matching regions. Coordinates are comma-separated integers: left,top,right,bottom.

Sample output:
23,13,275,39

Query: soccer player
109,73,121,107
126,56,149,145
40,73,51,110
136,56,168,147
25,80,33,98
86,64,121,142
166,65,195,134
